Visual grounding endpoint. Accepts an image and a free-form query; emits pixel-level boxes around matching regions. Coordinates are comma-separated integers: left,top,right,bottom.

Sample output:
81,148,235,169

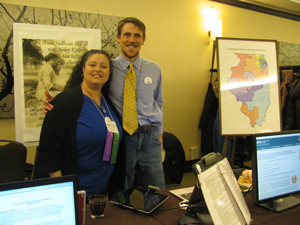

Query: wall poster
0,2,122,119
13,23,101,146
278,41,300,67
216,37,281,136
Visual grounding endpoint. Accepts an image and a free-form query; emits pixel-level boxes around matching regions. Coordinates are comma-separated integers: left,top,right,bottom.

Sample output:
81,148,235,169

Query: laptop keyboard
179,192,192,200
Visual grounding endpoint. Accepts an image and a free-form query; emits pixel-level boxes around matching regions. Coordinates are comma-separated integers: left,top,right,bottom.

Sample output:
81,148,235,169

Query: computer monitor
251,130,300,212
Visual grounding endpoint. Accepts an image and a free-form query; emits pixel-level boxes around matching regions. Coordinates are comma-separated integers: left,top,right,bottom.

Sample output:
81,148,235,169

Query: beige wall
1,0,300,164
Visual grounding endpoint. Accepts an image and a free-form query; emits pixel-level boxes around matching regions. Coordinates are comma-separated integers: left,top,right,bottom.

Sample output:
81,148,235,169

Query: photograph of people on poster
14,23,101,145
23,38,88,129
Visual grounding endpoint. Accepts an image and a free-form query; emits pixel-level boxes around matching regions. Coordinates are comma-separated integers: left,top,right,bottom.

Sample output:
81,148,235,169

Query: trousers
124,126,165,191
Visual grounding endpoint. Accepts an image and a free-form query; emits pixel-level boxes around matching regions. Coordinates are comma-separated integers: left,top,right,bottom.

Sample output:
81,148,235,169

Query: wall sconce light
203,6,222,44
208,19,222,43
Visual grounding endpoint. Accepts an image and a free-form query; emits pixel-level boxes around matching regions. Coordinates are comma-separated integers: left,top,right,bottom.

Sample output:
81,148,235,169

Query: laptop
169,182,204,204
0,175,79,225
170,152,222,205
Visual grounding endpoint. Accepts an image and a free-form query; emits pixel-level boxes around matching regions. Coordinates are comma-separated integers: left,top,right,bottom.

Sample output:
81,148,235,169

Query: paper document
198,158,251,225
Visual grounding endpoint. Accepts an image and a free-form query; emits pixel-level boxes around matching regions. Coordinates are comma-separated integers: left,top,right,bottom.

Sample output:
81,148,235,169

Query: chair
163,132,186,188
0,140,27,184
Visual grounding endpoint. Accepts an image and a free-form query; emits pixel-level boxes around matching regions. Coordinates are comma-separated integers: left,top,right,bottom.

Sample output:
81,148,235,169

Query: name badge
105,117,119,133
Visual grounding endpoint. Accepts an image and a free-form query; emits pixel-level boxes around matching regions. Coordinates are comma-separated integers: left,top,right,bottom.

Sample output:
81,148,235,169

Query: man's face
49,58,58,67
117,22,145,62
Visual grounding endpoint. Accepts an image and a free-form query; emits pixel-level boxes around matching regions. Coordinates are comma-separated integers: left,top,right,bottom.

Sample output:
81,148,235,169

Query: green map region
228,54,270,127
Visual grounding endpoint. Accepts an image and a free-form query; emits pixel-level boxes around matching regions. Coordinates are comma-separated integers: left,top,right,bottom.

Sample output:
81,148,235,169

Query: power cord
243,185,274,214
157,206,182,211
243,185,253,197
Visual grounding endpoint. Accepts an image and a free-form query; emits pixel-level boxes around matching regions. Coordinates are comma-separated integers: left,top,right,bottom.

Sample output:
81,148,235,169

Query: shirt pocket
140,83,154,103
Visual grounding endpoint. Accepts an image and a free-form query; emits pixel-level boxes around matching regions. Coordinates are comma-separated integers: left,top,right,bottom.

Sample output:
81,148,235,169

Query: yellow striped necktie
123,63,138,135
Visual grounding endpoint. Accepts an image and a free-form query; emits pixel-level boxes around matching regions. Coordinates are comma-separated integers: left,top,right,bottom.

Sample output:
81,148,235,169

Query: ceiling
211,0,300,21
241,0,300,15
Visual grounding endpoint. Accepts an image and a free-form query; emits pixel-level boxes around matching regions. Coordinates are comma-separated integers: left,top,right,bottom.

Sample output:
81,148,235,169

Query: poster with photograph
13,23,101,146
0,3,121,119
216,37,281,135
278,41,300,66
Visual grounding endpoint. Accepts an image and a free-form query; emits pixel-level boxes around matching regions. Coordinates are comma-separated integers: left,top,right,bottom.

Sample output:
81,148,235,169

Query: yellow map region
231,54,268,82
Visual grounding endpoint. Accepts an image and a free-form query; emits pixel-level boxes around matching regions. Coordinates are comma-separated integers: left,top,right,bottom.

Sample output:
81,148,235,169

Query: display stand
221,136,238,167
210,40,217,83
210,41,239,167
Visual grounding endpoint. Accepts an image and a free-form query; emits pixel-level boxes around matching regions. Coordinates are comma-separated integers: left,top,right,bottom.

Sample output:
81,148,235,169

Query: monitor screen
252,130,300,212
0,175,79,224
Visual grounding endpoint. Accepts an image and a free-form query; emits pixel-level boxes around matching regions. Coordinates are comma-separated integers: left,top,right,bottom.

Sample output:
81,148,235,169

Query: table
243,193,300,225
84,200,162,225
85,186,300,225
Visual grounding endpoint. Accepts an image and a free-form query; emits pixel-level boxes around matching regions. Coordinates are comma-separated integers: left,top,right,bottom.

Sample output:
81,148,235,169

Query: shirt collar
117,53,141,71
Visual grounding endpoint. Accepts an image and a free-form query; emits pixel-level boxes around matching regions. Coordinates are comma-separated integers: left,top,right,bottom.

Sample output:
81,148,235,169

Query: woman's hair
44,53,58,62
64,49,112,92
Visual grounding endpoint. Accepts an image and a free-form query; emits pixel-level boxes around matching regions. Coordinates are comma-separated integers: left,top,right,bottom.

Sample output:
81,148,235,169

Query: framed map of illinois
216,38,281,135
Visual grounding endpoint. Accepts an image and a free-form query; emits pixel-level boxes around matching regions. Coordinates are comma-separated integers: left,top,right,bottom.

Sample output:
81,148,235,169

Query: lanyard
83,85,120,163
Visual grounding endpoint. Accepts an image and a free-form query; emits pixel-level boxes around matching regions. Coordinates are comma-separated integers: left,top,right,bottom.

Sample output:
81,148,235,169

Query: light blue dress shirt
108,54,163,134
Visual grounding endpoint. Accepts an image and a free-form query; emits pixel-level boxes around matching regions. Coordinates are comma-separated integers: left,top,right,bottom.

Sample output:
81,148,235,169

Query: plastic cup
88,194,106,219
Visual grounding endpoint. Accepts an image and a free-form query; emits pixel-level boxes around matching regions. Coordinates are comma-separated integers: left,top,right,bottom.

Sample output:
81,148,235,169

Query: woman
35,53,61,100
34,49,125,199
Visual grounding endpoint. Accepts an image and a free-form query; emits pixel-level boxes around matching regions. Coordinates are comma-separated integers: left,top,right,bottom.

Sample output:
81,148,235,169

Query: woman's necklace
83,85,114,121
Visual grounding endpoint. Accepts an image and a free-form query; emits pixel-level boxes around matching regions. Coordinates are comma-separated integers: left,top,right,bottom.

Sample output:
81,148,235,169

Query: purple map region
230,85,263,102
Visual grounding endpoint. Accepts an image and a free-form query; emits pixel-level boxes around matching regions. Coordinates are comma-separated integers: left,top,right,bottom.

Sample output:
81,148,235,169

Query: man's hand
159,134,166,162
42,90,54,113
161,149,166,162
159,134,163,150
49,170,62,177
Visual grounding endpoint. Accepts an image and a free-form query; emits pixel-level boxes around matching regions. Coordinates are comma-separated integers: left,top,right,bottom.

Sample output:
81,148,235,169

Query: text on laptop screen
0,180,77,224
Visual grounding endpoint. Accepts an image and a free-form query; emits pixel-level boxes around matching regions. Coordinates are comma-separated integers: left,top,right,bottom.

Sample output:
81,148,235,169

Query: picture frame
13,23,101,146
216,37,281,136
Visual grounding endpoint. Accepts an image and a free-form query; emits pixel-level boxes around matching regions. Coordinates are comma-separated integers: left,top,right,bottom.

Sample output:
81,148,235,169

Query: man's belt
134,125,154,133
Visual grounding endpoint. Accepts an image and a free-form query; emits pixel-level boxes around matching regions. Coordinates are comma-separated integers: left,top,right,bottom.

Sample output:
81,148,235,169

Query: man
43,17,165,191
36,53,59,101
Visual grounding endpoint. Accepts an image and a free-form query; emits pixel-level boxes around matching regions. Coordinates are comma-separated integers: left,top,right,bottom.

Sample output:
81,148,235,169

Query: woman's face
82,53,110,89
54,63,62,74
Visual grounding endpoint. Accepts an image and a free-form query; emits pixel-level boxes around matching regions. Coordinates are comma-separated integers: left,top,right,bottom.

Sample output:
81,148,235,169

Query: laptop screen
0,175,79,225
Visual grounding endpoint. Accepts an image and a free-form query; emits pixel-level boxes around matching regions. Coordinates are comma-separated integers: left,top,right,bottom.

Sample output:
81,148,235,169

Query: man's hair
117,17,146,40
44,53,58,62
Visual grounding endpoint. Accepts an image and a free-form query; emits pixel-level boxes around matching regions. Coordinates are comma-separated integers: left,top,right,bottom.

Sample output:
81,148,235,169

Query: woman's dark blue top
76,94,122,198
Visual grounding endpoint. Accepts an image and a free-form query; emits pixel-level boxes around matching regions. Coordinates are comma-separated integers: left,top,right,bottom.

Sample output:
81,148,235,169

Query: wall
1,0,300,164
